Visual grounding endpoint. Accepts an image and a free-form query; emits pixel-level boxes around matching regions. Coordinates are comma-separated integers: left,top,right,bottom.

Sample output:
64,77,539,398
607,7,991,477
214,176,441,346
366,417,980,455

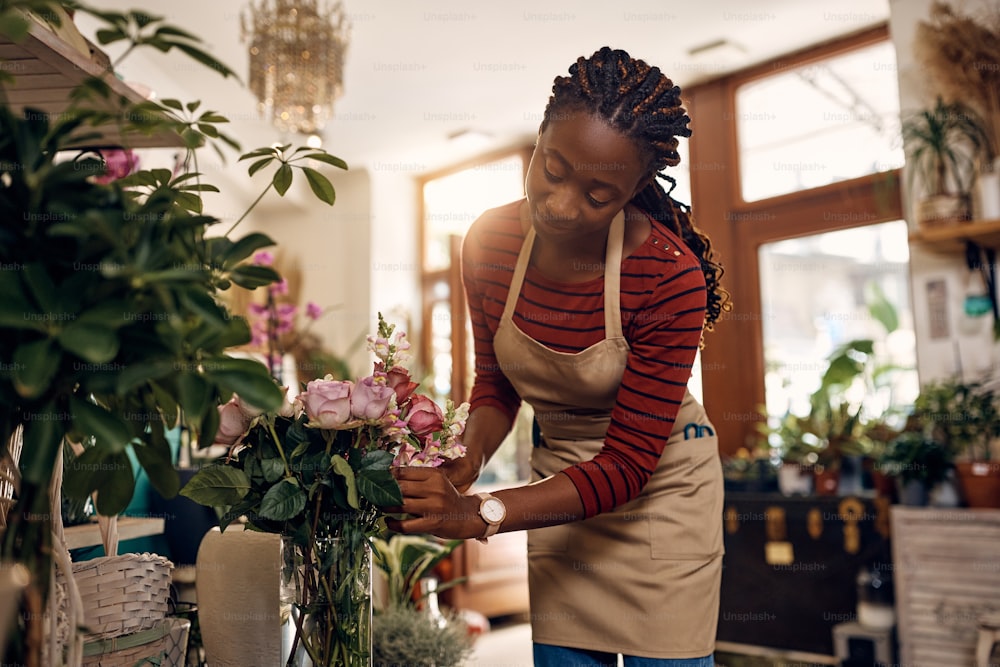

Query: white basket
71,552,173,640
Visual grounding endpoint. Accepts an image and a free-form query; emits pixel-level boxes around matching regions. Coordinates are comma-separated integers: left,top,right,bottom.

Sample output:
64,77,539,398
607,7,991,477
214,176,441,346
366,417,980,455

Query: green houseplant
901,96,991,228
911,377,1000,507
0,2,347,663
766,283,909,496
878,429,954,506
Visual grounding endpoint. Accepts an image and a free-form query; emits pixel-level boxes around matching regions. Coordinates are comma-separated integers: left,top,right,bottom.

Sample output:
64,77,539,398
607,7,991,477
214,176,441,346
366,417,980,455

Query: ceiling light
242,1,351,135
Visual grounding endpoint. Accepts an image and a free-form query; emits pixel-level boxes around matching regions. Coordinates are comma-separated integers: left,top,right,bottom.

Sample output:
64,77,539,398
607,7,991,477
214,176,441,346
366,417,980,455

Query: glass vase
280,534,373,667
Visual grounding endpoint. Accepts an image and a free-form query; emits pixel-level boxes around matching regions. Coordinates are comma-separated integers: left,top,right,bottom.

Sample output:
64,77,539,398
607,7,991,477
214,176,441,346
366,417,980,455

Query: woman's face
524,110,649,241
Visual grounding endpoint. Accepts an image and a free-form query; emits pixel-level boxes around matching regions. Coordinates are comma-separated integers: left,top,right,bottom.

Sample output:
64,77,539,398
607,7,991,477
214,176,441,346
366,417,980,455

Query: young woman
390,46,731,666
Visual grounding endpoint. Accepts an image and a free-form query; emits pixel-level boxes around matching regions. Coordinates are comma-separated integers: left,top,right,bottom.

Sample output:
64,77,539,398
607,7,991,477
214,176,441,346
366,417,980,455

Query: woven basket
82,616,190,667
72,552,173,640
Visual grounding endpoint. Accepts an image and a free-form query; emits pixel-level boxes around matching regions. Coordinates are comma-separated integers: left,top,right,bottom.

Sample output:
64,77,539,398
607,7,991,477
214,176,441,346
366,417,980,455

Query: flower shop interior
2,0,1000,666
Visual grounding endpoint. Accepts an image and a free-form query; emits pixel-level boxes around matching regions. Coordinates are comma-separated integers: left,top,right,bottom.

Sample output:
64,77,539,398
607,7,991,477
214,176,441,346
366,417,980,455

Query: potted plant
901,96,991,228
878,429,954,506
370,534,474,667
0,2,346,663
915,1,1000,219
911,377,1000,507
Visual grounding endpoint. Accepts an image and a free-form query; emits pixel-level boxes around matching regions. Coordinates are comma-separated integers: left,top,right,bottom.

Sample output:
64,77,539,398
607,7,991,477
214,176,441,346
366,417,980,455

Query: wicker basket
72,552,173,640
82,616,190,667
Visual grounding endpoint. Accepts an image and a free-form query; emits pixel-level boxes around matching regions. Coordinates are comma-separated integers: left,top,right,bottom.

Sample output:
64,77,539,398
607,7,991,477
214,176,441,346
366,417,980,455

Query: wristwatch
475,492,506,542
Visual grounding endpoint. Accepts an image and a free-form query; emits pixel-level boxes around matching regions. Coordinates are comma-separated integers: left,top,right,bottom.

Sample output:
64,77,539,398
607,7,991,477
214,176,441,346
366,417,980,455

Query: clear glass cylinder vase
280,534,373,667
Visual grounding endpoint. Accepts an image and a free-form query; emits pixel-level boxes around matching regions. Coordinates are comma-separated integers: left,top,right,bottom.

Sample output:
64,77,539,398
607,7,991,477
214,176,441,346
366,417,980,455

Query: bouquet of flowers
181,314,469,666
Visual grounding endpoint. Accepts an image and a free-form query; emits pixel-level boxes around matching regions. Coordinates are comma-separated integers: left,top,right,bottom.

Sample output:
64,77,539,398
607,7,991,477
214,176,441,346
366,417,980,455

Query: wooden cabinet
891,506,1000,666
716,493,893,661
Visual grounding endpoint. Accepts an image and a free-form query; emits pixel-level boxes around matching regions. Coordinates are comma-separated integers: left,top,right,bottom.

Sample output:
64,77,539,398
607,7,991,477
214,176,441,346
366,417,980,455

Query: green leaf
247,157,274,178
13,338,60,399
357,469,402,507
116,359,178,394
180,465,250,506
171,42,238,79
261,457,286,483
330,454,359,509
304,153,348,170
866,282,899,334
58,321,120,363
273,164,293,196
202,356,283,410
92,452,136,516
134,429,180,499
70,396,132,453
358,449,394,471
228,264,280,289
21,263,58,313
94,26,127,44
258,478,306,520
160,98,184,111
301,167,336,205
222,232,276,269
19,401,62,486
177,372,211,419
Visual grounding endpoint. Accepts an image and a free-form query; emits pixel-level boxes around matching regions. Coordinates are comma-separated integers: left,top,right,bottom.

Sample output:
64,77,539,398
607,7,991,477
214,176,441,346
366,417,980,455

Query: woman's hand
387,467,486,540
441,450,482,494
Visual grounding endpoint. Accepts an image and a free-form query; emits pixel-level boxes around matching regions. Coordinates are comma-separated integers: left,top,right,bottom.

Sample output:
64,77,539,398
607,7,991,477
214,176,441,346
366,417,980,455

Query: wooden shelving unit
0,11,182,149
909,219,1000,253
63,517,165,551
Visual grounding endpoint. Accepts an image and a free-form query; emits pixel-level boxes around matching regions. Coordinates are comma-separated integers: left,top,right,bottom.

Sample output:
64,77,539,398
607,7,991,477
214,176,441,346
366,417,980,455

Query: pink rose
299,378,353,429
405,395,444,437
213,398,252,446
234,394,265,419
381,364,419,404
351,374,395,421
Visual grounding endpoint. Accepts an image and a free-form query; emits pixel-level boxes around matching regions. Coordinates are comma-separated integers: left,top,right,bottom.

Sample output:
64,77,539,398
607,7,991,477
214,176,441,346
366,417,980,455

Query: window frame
416,144,533,404
685,24,904,456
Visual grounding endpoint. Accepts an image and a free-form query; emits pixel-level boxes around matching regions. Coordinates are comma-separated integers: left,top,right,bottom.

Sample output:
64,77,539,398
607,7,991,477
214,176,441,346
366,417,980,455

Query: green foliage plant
0,1,345,662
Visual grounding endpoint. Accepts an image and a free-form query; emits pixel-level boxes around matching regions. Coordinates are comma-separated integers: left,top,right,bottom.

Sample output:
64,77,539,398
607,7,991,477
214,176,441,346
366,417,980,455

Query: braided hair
542,46,731,333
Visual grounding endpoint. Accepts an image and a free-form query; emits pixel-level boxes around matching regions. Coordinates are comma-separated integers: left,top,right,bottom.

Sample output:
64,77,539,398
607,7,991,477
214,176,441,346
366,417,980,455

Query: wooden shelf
64,517,165,551
0,11,182,149
909,218,1000,253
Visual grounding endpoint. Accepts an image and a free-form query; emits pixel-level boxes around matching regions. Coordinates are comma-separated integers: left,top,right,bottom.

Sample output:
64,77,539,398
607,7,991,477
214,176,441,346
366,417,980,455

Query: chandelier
241,0,350,136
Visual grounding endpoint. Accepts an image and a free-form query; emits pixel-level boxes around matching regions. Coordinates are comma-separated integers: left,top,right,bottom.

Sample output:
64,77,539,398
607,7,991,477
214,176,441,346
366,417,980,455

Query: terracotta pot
955,461,1000,508
813,466,840,496
871,470,898,502
916,194,971,229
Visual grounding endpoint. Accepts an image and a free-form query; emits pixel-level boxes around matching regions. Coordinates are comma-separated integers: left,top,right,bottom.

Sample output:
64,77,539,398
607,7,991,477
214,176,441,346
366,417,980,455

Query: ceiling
73,0,891,173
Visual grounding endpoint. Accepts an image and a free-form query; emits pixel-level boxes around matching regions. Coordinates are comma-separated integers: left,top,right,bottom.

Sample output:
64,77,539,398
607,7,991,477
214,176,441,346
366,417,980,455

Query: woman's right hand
443,451,482,494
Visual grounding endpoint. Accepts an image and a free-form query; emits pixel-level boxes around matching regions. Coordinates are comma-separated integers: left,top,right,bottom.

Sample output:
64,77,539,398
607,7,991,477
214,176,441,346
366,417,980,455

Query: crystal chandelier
241,0,350,135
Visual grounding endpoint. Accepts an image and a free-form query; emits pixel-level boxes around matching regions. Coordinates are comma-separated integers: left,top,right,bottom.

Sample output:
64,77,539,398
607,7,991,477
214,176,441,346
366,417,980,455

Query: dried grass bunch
915,1,1000,163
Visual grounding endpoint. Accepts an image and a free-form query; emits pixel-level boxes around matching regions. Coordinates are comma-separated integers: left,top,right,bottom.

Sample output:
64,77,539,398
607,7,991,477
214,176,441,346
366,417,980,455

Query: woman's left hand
387,466,486,540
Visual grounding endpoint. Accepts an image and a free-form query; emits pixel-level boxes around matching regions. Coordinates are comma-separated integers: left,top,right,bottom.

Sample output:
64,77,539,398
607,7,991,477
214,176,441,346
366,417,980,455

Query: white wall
888,0,999,382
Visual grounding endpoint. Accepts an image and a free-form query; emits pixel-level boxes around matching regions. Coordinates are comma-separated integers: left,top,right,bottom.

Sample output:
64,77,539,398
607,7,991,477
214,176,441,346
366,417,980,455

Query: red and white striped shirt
462,199,707,517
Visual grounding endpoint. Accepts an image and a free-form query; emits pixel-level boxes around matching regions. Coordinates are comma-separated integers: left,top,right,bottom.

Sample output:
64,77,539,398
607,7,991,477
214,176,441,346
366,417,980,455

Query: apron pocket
526,523,571,553
647,437,724,560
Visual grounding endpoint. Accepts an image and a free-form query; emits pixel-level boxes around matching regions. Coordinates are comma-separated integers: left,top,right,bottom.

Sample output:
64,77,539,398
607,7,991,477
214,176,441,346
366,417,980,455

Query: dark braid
542,47,732,335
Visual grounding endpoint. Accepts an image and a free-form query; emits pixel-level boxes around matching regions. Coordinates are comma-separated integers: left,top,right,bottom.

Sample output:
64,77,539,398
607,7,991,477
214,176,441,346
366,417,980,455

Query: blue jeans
533,643,714,666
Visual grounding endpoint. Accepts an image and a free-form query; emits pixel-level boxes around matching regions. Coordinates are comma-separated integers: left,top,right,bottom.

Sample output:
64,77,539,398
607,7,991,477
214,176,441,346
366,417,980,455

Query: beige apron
492,202,724,659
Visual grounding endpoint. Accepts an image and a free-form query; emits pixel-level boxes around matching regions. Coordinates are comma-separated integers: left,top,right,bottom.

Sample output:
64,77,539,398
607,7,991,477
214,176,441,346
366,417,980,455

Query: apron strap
504,201,626,342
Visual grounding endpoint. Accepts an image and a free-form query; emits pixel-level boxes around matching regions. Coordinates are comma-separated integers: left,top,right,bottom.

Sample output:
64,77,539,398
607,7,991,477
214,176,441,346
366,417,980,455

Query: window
685,26,908,455
736,40,904,202
419,149,531,483
759,221,918,422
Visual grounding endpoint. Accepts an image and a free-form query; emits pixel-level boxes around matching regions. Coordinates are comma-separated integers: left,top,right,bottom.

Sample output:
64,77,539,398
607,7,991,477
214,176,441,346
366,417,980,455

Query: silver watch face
482,497,505,524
